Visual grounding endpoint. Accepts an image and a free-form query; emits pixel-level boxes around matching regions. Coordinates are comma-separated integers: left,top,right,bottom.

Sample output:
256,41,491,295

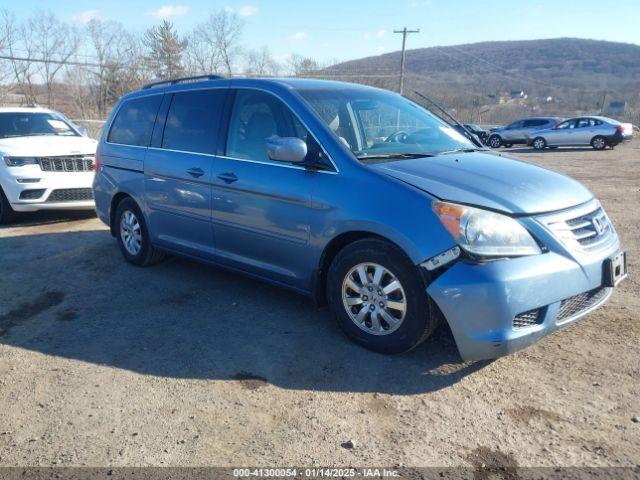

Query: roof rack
142,74,224,90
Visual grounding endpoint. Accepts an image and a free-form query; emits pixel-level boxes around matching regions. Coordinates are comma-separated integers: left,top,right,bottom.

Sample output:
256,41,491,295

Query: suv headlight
4,157,38,167
433,201,541,257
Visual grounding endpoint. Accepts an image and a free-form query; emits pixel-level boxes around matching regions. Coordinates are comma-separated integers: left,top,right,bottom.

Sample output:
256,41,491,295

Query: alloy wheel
593,137,606,150
342,262,407,335
120,210,142,256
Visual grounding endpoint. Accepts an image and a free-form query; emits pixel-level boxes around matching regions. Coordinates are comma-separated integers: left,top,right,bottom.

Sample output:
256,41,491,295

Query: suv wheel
327,238,438,354
532,137,547,150
591,136,607,150
0,187,17,225
488,135,502,148
115,197,164,266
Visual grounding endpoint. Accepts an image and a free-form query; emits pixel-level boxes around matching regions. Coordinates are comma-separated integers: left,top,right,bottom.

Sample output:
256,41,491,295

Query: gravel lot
0,142,638,470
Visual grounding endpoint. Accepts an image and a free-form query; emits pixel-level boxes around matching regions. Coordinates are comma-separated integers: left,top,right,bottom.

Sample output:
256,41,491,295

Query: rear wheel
488,135,502,148
532,137,547,150
591,136,607,150
0,187,17,225
327,238,438,354
114,197,164,266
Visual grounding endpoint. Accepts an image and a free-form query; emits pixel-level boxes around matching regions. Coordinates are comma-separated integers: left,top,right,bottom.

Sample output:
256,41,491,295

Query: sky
3,0,640,65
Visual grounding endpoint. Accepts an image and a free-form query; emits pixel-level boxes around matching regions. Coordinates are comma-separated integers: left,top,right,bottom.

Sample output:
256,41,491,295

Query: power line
393,28,419,94
0,53,115,69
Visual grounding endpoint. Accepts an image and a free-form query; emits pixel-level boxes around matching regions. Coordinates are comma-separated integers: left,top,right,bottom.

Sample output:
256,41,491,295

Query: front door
211,89,317,288
144,88,228,258
546,119,577,146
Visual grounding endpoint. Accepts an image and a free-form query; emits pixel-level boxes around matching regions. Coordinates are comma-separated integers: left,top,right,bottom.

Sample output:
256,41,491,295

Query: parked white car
0,107,97,223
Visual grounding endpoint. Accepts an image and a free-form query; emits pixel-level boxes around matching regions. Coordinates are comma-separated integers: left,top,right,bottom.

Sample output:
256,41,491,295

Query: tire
488,135,502,149
591,136,607,150
532,137,547,150
0,186,17,225
114,197,164,266
326,238,438,354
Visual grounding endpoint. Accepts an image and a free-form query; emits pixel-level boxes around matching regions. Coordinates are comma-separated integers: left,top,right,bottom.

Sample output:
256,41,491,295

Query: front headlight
4,156,38,167
433,201,541,257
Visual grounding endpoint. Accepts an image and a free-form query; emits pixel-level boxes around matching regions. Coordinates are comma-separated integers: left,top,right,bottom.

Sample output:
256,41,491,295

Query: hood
370,151,593,215
0,136,97,157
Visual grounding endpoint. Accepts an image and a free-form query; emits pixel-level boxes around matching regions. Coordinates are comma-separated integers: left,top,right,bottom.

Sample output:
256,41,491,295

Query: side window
556,120,576,129
162,89,227,154
507,121,523,130
576,118,591,128
226,90,309,163
108,95,162,146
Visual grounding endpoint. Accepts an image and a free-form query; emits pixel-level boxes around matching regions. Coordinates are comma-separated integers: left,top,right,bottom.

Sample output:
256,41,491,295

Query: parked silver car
528,116,633,150
487,117,560,148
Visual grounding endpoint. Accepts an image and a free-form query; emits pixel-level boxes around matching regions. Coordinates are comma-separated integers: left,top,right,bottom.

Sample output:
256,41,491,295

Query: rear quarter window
107,95,163,146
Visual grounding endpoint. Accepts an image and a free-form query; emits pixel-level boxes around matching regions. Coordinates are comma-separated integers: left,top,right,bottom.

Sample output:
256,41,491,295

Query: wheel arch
109,192,134,236
312,230,414,306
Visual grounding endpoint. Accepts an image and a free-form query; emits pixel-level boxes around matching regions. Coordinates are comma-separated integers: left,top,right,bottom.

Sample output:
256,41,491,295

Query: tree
0,9,16,103
287,54,320,77
188,10,243,76
0,9,38,105
245,47,280,76
28,10,79,107
143,20,187,79
86,19,144,116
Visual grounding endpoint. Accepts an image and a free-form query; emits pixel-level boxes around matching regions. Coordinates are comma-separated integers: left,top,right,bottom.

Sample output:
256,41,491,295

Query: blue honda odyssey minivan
93,76,627,361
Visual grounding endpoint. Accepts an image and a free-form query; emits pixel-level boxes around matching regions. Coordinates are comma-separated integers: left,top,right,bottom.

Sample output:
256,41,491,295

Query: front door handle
217,172,238,184
187,167,205,178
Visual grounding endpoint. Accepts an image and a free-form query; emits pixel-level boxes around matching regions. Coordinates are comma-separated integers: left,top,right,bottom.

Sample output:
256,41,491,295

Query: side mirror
266,137,307,164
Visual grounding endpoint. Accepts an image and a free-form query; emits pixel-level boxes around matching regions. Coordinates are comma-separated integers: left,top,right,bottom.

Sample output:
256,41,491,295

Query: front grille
39,155,94,172
19,189,46,200
46,188,94,202
538,201,617,254
556,287,609,323
513,308,543,329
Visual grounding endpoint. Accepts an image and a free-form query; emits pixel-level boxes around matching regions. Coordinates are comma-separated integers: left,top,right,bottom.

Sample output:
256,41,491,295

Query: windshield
296,87,474,161
0,112,79,139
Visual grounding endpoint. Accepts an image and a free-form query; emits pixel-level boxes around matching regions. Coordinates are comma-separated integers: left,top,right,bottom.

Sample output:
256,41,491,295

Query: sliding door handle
186,167,205,178
217,172,238,184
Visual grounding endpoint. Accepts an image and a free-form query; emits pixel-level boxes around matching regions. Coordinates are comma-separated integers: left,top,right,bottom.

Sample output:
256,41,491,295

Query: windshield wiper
438,147,483,155
356,153,435,160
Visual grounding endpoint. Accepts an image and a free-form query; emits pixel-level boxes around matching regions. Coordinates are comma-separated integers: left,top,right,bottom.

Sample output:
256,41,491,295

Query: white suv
0,107,97,223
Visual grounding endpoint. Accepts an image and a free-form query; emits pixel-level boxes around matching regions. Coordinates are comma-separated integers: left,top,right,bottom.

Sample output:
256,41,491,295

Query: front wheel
0,187,17,225
327,238,438,354
591,136,607,150
115,197,164,266
532,137,547,150
488,135,502,148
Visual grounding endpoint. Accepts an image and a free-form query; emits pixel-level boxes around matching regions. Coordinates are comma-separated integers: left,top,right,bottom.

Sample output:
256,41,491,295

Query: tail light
93,154,100,172
615,125,624,133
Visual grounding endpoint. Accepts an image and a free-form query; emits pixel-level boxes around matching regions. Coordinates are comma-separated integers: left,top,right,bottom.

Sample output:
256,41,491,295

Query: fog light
420,246,461,271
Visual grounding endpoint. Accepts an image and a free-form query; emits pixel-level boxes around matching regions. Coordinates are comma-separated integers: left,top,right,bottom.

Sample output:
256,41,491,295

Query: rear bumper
426,247,621,361
605,131,633,145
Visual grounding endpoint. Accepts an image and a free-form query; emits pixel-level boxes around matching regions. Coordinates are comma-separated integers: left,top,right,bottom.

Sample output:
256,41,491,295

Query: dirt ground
0,142,638,471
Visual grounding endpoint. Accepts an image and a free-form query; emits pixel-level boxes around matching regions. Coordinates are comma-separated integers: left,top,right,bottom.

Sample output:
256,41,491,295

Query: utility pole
393,27,419,95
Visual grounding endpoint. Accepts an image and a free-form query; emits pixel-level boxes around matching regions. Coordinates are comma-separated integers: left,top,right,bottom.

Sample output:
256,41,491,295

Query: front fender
309,163,457,268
